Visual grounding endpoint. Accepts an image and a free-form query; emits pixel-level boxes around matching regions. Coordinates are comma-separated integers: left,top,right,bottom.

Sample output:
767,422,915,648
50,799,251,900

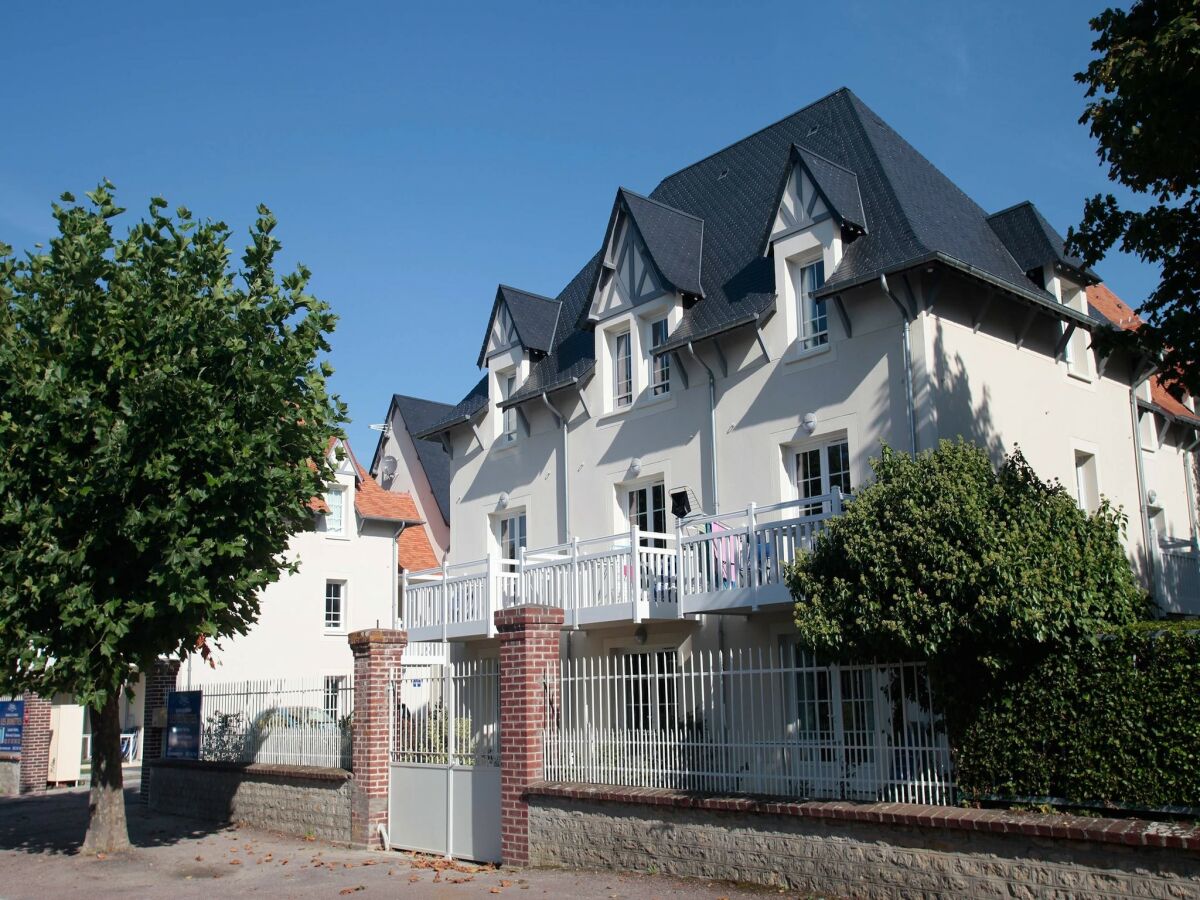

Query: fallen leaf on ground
338,888,365,896
229,859,242,866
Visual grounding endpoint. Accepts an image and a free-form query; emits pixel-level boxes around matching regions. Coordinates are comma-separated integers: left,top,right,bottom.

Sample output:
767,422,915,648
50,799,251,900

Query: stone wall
148,760,354,844
527,784,1200,899
0,756,18,796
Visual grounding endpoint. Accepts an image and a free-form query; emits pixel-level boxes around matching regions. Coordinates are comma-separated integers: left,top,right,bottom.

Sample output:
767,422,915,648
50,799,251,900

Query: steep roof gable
986,201,1096,282
619,189,704,298
475,285,561,368
390,394,454,524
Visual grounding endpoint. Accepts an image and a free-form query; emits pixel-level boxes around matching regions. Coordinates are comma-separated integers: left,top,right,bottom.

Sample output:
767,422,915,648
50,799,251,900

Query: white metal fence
195,677,353,769
390,660,500,767
544,647,954,805
1157,541,1200,616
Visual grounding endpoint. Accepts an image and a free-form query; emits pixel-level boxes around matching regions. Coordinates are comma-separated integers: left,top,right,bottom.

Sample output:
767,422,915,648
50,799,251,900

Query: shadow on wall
0,786,225,855
927,319,1005,464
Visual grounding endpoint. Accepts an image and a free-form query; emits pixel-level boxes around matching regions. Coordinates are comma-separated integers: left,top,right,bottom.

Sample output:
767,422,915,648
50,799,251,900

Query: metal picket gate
387,659,501,862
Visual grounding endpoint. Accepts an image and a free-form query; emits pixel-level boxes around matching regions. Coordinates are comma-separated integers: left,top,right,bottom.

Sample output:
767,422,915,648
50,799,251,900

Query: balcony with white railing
400,490,844,643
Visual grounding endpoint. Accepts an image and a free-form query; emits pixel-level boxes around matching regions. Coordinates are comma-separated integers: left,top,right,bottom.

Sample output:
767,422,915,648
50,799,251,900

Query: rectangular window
795,439,851,515
502,373,518,443
1060,286,1092,378
1139,409,1159,452
650,318,670,396
324,581,344,630
324,488,345,535
627,482,666,546
619,649,677,730
1074,450,1099,513
613,331,632,407
793,259,828,349
498,512,527,564
323,675,346,721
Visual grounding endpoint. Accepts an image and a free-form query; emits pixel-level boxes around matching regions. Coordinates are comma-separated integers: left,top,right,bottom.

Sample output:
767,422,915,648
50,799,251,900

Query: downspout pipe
541,391,570,543
880,274,918,455
686,341,719,514
391,522,406,630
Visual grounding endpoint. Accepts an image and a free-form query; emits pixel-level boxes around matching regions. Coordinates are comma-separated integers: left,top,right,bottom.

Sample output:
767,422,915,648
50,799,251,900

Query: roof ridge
840,91,928,260
391,392,455,408
498,284,561,305
652,87,855,188
791,143,859,178
986,199,1037,220
619,187,706,223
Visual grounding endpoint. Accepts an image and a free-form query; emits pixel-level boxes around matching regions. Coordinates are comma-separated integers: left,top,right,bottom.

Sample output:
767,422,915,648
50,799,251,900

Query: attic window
717,169,728,180
807,124,820,136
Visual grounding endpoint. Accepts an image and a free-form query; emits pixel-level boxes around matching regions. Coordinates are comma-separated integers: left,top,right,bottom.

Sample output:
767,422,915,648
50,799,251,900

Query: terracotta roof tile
1086,284,1200,424
398,526,440,572
343,441,424,523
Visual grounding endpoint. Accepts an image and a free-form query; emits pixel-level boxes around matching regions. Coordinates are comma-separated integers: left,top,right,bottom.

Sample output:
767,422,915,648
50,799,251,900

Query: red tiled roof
398,526,440,572
343,441,424,523
1086,284,1200,424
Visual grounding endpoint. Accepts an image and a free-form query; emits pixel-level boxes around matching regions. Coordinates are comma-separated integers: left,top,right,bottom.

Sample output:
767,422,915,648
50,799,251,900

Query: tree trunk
81,691,131,854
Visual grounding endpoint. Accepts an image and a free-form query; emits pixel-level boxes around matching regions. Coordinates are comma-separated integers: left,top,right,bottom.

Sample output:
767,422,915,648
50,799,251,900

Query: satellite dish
380,455,398,489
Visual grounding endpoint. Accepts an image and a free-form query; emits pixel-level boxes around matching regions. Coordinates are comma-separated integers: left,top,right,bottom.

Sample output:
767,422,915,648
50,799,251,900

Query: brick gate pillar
495,605,564,866
139,659,180,803
349,628,407,848
18,693,51,794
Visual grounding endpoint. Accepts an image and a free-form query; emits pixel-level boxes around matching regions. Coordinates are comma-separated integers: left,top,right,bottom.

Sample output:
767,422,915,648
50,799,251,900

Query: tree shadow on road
0,787,225,856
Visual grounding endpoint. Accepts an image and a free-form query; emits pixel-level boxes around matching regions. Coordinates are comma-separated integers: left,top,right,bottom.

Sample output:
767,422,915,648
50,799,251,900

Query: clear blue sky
2,0,1149,456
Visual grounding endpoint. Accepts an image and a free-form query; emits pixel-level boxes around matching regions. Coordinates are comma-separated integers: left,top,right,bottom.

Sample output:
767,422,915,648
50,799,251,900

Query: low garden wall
526,782,1200,898
148,759,355,844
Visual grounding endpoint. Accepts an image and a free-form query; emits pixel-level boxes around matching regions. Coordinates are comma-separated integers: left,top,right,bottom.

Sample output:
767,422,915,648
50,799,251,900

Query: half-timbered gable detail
476,285,561,368
768,145,866,248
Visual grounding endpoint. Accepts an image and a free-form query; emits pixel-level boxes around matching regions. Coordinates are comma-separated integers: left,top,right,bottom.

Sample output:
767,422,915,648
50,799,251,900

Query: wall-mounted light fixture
630,457,643,477
497,491,510,509
802,412,818,435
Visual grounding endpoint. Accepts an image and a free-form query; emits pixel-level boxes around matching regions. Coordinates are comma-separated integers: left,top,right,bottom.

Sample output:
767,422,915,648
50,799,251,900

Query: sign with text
165,690,202,760
0,700,23,753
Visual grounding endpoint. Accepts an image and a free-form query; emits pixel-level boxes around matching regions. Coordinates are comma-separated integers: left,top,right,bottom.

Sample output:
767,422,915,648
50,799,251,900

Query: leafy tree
1066,0,1200,396
786,441,1145,677
0,184,344,852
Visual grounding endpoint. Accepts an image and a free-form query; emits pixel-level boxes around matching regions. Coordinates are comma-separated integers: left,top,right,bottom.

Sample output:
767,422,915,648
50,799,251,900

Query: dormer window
613,331,633,408
792,259,828,350
650,318,670,396
323,487,346,536
501,371,518,443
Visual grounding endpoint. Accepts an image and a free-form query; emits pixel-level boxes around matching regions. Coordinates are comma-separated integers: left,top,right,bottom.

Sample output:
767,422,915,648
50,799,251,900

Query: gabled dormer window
501,372,518,443
650,318,670,396
322,486,347,536
613,331,633,408
792,259,828,350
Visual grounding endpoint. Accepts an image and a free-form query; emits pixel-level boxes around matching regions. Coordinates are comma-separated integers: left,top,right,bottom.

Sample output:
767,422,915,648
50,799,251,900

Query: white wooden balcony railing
400,490,845,642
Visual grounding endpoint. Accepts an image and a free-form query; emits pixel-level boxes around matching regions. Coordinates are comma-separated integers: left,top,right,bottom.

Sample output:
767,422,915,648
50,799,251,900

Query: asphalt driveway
0,787,787,899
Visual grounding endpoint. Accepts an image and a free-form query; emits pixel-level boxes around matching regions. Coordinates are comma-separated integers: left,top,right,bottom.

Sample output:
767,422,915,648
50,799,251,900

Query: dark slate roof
431,87,1104,428
792,145,867,234
391,394,455,523
986,201,1097,282
414,375,489,438
619,189,705,298
475,285,561,368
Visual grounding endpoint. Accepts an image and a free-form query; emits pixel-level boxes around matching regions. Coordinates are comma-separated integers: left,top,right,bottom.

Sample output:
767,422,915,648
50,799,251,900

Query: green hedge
952,625,1200,809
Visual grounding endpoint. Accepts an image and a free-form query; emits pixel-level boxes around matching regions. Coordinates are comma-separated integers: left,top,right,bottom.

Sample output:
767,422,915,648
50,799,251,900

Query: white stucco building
404,86,1199,670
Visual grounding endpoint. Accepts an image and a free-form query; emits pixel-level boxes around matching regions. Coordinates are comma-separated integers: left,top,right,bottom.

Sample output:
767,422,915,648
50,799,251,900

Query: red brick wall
349,628,406,848
495,605,564,866
139,660,180,803
18,693,51,794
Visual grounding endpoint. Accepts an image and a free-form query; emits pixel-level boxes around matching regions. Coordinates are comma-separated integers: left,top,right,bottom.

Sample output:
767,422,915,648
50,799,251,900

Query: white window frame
324,580,346,632
497,510,527,565
612,329,633,408
649,317,670,396
792,437,851,514
625,480,667,546
613,646,678,731
794,259,828,350
323,674,347,721
322,486,348,538
501,371,518,444
1073,449,1100,513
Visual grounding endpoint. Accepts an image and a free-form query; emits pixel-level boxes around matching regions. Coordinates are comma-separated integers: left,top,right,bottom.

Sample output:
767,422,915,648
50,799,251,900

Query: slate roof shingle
790,145,867,234
431,87,1106,426
619,189,705,298
390,394,455,524
415,374,490,438
475,286,562,368
987,201,1096,281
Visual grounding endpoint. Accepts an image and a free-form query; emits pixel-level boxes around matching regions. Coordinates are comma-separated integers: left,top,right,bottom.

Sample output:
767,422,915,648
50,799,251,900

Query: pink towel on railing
711,522,738,585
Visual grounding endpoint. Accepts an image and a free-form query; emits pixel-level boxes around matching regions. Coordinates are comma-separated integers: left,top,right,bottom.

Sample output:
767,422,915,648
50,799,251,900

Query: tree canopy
1067,0,1200,396
785,441,1146,674
0,183,344,850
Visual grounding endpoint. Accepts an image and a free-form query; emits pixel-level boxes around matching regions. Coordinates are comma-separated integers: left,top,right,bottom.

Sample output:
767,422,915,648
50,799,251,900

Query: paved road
0,788,787,899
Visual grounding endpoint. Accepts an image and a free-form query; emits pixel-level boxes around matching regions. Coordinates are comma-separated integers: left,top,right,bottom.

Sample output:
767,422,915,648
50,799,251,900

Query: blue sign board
166,690,202,760
0,700,23,753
